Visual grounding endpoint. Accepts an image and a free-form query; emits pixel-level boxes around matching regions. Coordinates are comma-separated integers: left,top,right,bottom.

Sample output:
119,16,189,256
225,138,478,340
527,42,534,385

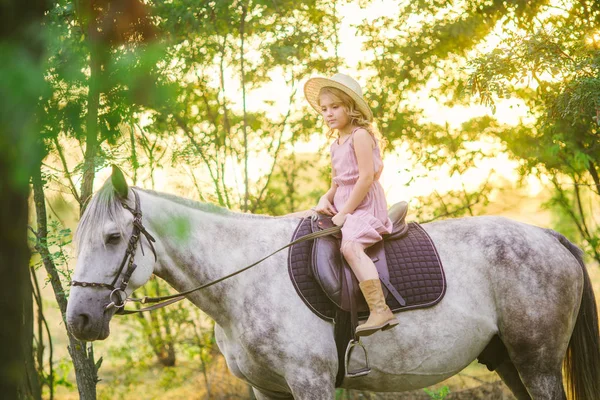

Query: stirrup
344,339,371,378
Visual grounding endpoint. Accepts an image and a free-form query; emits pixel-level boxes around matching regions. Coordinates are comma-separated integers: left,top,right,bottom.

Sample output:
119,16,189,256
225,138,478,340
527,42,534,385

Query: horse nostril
74,312,91,333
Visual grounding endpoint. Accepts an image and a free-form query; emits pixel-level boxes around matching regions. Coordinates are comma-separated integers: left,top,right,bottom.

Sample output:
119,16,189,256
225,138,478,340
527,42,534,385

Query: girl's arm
338,129,375,215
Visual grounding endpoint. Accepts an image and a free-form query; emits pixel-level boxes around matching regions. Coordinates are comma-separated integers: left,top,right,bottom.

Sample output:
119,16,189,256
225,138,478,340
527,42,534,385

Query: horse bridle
70,188,341,315
70,189,157,313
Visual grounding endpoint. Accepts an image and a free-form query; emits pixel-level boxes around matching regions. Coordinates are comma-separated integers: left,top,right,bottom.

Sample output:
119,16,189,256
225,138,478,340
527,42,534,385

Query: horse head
66,166,157,341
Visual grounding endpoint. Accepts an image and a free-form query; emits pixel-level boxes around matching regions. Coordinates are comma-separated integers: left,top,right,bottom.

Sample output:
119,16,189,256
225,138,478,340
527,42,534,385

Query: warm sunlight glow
93,0,546,206
587,32,600,45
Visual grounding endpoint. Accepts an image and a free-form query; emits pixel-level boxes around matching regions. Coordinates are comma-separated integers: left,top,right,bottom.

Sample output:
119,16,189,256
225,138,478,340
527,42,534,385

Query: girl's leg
340,240,398,336
340,241,378,281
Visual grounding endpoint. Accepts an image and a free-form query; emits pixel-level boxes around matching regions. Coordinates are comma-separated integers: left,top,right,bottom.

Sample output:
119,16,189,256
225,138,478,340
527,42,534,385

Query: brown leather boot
355,279,399,337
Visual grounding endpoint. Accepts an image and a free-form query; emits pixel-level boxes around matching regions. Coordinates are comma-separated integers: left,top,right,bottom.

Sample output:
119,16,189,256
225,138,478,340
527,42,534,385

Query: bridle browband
70,188,341,315
70,189,157,313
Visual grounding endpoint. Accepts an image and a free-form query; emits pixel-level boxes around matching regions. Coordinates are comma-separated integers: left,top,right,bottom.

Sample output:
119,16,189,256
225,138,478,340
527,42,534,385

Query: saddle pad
288,217,336,321
382,222,446,312
288,219,446,321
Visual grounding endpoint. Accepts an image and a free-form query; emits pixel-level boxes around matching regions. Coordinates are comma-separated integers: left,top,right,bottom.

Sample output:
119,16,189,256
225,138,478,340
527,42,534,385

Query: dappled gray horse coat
67,179,600,400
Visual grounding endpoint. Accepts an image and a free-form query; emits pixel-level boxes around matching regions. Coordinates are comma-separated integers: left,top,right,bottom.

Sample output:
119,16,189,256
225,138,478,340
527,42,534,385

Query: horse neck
137,190,296,325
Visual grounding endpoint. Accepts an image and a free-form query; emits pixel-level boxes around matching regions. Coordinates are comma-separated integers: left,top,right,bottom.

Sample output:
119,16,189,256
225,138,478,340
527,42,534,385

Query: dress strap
349,127,376,149
346,127,361,145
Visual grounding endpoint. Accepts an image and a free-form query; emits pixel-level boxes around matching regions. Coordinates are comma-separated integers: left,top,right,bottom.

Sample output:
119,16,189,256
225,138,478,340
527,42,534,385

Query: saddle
311,201,410,313
288,202,446,384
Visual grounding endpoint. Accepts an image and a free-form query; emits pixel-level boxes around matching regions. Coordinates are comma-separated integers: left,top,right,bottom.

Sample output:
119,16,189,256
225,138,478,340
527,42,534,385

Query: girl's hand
315,196,336,216
332,212,347,227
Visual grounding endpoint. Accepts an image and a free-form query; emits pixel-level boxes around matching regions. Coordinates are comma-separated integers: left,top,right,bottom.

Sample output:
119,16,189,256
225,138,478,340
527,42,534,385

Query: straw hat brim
304,77,373,122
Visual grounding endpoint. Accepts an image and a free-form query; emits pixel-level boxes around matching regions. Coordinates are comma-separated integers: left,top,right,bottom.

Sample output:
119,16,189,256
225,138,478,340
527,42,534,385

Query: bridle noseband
71,189,157,312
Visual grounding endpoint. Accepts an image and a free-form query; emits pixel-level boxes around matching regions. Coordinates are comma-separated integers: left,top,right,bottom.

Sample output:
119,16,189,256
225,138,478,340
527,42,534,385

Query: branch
571,175,599,265
30,173,69,317
185,165,208,203
573,175,592,240
174,115,226,206
250,85,298,213
129,121,139,185
588,160,600,196
30,268,54,400
45,193,66,227
550,176,587,238
240,1,249,212
460,181,474,216
53,136,82,206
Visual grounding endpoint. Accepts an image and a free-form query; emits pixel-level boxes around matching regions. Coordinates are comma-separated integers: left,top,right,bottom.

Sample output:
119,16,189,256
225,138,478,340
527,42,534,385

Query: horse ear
111,165,129,199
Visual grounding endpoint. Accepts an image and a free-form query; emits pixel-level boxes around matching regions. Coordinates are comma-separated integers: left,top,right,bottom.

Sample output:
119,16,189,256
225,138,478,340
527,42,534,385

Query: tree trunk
31,164,99,399
240,2,249,212
0,150,33,399
24,273,42,400
588,161,600,196
80,34,101,214
0,0,47,398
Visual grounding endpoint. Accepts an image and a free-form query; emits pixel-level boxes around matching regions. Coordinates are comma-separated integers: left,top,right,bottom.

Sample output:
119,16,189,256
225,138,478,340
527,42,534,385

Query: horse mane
75,180,129,252
75,180,275,252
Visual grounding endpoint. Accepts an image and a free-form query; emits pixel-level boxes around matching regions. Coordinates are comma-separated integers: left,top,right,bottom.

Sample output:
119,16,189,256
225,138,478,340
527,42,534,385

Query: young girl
304,73,398,337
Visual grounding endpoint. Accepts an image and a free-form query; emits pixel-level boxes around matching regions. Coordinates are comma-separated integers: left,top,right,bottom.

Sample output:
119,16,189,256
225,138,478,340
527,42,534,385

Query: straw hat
304,73,373,121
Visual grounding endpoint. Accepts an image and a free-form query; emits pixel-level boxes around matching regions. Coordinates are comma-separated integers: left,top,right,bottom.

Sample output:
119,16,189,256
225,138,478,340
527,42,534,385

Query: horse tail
550,231,600,400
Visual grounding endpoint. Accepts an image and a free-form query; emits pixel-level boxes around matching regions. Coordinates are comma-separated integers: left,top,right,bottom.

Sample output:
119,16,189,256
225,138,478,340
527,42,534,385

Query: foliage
352,0,600,259
253,152,329,215
147,0,343,212
352,1,536,221
29,0,600,397
29,216,76,398
34,1,166,397
466,0,600,263
134,278,190,367
51,358,75,390
424,385,451,399
30,220,73,288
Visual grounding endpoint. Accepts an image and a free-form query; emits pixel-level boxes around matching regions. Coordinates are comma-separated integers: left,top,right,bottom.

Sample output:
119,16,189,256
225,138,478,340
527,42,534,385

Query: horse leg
512,365,566,400
498,312,571,399
495,359,531,400
288,381,336,400
490,229,583,399
252,380,335,400
498,312,570,400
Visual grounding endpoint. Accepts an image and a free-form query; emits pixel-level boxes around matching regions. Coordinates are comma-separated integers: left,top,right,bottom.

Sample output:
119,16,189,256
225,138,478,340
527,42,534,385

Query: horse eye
106,233,121,244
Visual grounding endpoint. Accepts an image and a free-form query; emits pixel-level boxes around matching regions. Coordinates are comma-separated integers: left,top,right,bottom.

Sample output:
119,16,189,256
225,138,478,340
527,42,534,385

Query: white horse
66,171,600,399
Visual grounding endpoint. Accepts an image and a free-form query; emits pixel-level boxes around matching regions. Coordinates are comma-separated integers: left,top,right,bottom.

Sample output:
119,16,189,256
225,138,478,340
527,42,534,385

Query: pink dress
331,127,393,249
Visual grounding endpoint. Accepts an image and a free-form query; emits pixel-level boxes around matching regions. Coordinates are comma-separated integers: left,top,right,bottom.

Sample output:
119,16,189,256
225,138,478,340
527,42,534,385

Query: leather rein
70,189,340,315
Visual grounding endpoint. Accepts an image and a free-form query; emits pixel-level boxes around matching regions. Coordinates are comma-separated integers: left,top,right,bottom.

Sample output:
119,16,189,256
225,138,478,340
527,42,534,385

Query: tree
468,1,600,264
149,0,342,212
0,0,48,398
350,0,600,264
351,0,541,221
33,0,161,398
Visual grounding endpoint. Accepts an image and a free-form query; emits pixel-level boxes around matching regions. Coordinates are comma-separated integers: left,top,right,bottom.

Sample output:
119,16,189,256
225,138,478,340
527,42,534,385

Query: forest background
2,0,600,399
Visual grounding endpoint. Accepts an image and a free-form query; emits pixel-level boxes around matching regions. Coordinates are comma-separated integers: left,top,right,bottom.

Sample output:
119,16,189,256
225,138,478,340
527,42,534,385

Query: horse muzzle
66,290,116,341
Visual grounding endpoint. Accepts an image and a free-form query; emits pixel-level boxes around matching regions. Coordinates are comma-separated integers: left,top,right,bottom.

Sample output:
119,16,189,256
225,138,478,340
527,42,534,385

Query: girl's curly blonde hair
318,86,387,148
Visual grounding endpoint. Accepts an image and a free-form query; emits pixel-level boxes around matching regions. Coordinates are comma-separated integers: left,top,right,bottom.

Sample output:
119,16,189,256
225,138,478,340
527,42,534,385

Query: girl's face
319,93,350,131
